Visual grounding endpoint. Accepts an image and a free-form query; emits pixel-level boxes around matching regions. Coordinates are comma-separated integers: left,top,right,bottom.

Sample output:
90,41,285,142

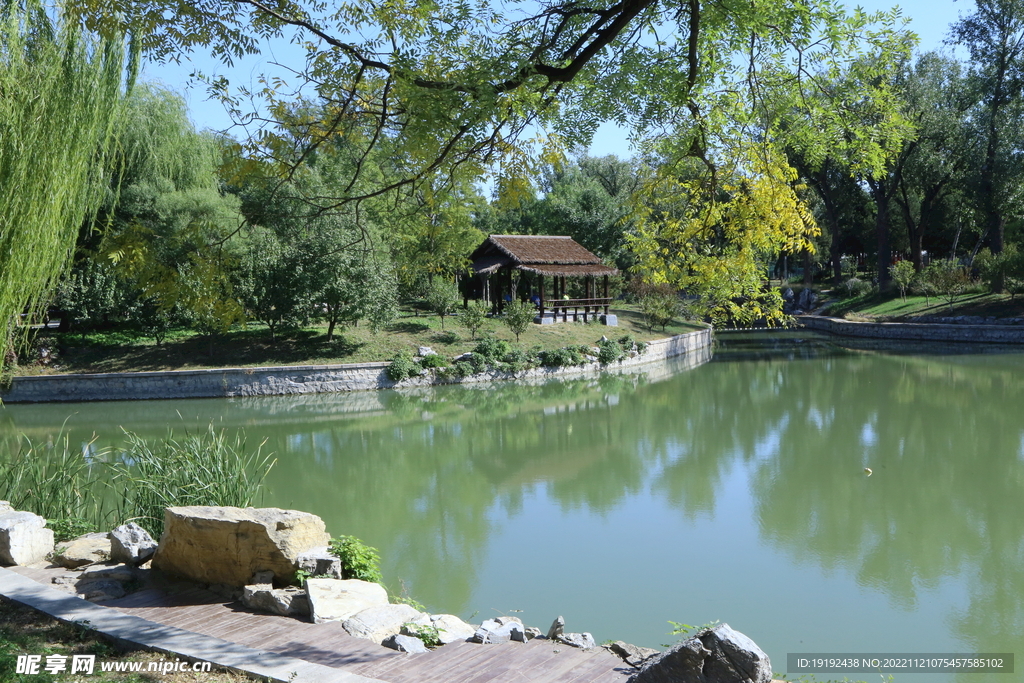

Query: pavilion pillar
603,275,609,314
536,274,544,319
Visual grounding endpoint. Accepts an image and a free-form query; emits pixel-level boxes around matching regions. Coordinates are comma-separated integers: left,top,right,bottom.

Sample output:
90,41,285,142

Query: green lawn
820,290,1024,320
18,306,704,376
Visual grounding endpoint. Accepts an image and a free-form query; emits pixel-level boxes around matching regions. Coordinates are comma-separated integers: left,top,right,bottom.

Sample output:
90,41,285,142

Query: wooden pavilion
467,235,619,324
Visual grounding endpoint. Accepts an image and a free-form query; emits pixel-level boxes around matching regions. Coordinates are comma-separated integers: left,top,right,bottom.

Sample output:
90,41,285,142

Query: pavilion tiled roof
470,235,618,276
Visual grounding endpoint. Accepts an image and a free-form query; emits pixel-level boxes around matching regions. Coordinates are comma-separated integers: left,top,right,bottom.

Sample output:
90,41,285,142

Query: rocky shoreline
1,501,774,682
0,329,712,403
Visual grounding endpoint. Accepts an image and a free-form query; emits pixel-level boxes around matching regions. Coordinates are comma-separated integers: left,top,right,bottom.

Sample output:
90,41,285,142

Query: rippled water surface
3,332,1023,682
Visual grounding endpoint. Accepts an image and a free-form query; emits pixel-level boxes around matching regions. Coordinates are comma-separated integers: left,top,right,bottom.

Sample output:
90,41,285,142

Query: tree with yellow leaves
629,144,818,327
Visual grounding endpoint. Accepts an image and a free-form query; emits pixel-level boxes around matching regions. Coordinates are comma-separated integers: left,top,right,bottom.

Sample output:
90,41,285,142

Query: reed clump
0,426,275,540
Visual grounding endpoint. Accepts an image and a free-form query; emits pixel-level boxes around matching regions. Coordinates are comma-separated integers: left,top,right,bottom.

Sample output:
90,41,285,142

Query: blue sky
141,0,971,159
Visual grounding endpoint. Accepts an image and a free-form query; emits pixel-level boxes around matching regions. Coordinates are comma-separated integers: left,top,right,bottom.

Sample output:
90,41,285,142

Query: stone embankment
0,328,712,403
798,314,1024,343
0,501,773,682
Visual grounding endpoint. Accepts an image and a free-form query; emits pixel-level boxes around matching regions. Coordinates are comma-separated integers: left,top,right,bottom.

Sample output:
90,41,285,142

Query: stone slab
306,578,389,624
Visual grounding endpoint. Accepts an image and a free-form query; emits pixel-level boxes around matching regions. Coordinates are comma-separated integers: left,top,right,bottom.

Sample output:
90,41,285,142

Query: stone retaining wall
798,315,1024,343
1,328,712,404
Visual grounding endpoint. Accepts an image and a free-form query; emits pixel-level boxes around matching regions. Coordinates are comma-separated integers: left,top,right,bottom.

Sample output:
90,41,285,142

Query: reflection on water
2,334,1022,682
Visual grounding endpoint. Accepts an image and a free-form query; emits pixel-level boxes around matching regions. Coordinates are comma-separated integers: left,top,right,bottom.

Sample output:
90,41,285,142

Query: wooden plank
8,568,635,683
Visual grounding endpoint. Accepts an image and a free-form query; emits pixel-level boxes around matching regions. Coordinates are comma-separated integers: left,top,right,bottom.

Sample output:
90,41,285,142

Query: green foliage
597,338,624,364
402,622,444,649
420,353,450,369
329,535,384,583
538,346,588,367
631,282,682,331
47,518,99,544
496,348,536,373
502,301,536,342
617,334,647,356
668,620,720,638
889,261,916,300
387,349,423,381
923,260,973,311
976,247,1024,295
425,279,461,330
473,338,514,364
837,278,874,298
97,86,245,342
462,352,488,374
0,0,131,358
461,301,489,340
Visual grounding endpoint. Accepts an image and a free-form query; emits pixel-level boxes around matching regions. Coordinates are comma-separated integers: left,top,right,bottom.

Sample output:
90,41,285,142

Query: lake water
2,331,1023,682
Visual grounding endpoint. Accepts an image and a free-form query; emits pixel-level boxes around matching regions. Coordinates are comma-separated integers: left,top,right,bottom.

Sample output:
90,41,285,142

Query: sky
140,0,972,160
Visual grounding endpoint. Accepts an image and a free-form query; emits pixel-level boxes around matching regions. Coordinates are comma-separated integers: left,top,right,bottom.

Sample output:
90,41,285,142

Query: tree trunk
326,308,339,342
868,177,893,289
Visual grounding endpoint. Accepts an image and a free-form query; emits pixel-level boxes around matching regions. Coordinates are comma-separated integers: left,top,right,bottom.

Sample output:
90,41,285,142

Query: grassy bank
18,306,702,376
818,290,1024,321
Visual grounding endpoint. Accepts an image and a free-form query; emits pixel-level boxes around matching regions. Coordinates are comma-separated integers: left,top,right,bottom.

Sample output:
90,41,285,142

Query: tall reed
0,426,276,540
0,431,109,534
108,426,276,538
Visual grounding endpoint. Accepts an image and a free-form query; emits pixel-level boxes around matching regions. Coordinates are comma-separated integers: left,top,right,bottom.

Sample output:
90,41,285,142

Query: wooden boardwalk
7,566,633,683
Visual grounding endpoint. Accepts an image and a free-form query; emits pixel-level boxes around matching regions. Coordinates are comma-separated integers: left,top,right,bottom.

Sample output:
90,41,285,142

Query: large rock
296,546,342,579
628,624,772,683
547,615,565,639
382,634,429,654
343,603,423,642
242,585,310,617
53,532,110,568
79,563,137,582
0,509,54,566
305,578,388,624
428,614,477,645
557,632,596,650
607,641,661,668
472,617,525,644
109,523,157,566
151,506,330,586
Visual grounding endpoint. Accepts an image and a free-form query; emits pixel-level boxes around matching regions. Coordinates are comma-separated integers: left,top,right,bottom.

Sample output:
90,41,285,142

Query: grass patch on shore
820,291,1024,321
18,306,704,376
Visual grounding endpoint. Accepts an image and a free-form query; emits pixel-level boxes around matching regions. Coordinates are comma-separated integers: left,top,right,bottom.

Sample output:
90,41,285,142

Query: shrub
403,622,444,648
419,353,450,369
889,260,915,301
387,350,422,381
923,260,972,312
638,289,681,331
539,346,588,367
425,278,461,330
617,334,647,356
474,338,513,363
502,300,536,342
976,246,1024,294
329,535,384,583
461,301,489,340
496,347,536,373
597,338,624,364
837,277,873,298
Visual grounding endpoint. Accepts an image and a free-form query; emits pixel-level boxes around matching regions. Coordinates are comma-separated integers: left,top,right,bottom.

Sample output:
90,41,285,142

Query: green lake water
2,331,1023,682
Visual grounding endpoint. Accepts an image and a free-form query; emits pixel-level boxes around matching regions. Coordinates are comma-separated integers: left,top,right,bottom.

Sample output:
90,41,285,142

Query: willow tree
0,0,133,362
